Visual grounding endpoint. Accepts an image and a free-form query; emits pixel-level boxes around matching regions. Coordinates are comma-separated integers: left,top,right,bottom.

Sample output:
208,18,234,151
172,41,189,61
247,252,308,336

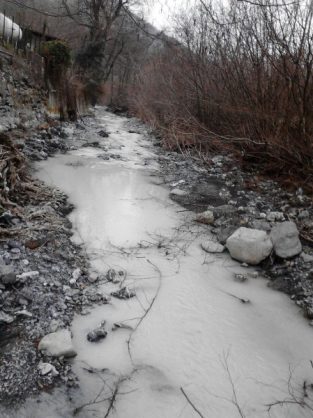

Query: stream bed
8,108,313,418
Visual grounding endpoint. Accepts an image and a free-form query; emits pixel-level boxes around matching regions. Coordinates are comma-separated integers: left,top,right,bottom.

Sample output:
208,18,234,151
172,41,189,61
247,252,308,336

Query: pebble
38,363,59,377
17,271,40,280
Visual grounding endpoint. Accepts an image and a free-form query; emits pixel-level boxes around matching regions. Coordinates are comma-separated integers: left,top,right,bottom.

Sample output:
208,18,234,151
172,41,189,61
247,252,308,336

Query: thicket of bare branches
130,0,313,189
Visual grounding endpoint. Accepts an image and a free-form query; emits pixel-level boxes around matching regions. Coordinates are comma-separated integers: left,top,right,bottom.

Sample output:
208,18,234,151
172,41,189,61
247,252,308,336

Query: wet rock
38,329,77,358
98,130,109,138
195,210,214,225
87,321,107,342
38,362,59,377
106,269,125,283
0,265,17,285
270,221,302,258
82,141,100,148
201,241,225,253
111,287,136,300
234,273,248,282
226,227,273,265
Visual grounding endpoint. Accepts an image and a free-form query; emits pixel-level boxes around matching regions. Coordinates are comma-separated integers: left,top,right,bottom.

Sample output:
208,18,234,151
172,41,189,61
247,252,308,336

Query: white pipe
0,13,22,41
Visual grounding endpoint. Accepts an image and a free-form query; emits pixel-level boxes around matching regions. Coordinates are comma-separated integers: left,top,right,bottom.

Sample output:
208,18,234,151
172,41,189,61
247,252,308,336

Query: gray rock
38,362,59,377
298,210,310,220
267,212,285,222
170,188,188,197
301,252,313,263
213,205,237,218
234,273,248,282
38,329,77,358
251,220,271,232
87,321,107,342
0,265,17,285
226,227,273,265
195,210,215,225
111,287,136,299
270,221,302,258
201,241,225,253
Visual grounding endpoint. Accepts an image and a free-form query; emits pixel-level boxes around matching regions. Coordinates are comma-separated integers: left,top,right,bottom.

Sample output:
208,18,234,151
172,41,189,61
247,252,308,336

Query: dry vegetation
129,0,313,191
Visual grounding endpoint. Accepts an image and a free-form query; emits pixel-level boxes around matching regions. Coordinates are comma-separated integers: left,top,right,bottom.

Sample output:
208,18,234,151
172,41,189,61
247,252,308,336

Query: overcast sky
144,0,193,30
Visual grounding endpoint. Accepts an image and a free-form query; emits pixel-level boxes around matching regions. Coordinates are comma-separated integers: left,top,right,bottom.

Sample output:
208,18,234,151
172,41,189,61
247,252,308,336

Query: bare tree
129,0,313,189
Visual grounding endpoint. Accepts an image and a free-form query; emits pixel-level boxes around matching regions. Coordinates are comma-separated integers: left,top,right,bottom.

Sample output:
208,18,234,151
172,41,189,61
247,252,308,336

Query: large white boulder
270,221,302,258
226,227,273,265
39,329,77,358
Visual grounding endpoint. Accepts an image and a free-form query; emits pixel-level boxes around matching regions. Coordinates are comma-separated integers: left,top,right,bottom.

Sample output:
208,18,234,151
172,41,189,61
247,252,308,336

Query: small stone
98,130,109,138
38,362,59,377
111,287,136,300
301,253,313,263
298,210,310,220
88,272,99,283
170,188,188,197
213,205,236,218
267,212,285,222
39,329,77,358
8,240,22,250
72,268,81,281
15,310,33,318
106,269,125,284
201,241,225,253
87,321,107,342
0,265,17,285
234,274,248,282
10,248,21,254
195,210,215,225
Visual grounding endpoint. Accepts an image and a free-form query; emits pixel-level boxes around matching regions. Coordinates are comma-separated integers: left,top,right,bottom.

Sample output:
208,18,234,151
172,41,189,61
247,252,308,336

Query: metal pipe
0,13,22,41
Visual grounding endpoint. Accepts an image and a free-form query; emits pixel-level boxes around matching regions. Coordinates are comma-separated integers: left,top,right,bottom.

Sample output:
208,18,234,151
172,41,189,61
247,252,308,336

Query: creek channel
12,108,313,417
